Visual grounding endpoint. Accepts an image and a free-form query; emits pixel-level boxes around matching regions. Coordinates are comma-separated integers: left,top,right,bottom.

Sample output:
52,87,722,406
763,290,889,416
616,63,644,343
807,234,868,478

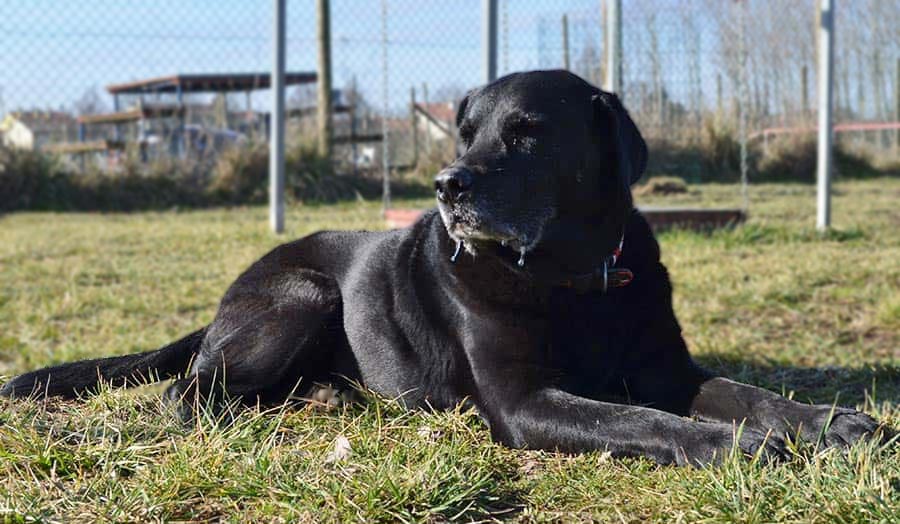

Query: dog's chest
547,291,631,396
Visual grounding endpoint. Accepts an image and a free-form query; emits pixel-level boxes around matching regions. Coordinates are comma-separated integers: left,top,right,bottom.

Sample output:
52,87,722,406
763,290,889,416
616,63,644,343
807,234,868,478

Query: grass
1,179,899,522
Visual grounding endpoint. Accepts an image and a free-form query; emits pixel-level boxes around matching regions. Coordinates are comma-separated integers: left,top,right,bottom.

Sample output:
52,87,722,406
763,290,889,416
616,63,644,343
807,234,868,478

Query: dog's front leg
617,319,893,449
688,377,893,447
478,386,787,466
461,316,785,466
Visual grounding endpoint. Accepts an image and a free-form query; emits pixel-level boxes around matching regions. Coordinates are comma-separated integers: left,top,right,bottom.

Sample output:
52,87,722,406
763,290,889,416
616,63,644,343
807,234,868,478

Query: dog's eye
504,122,543,152
514,121,542,136
459,124,475,146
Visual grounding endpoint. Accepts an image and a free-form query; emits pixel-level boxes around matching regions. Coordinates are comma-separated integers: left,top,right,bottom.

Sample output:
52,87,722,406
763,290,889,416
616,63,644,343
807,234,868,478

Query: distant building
0,110,78,150
417,102,456,141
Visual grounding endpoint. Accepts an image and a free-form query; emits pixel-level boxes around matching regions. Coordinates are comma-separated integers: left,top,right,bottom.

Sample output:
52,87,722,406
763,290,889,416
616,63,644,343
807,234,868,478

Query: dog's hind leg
163,269,353,422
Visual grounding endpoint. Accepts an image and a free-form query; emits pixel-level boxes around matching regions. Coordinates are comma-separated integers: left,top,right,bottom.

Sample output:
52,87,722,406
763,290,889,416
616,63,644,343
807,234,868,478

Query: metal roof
107,72,317,95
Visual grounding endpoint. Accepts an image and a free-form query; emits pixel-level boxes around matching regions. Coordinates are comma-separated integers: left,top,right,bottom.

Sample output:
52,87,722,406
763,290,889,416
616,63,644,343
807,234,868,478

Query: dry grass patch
2,179,899,521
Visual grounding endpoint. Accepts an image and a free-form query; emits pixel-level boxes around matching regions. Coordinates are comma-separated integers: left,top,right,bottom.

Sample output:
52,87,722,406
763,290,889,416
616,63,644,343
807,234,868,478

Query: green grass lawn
1,179,898,522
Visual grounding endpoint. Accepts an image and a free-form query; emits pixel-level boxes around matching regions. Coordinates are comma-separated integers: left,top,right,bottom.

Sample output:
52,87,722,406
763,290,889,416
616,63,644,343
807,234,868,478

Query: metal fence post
381,0,391,214
895,57,899,150
483,0,498,84
316,0,333,159
816,0,835,231
176,86,186,159
270,0,286,234
738,1,749,212
604,0,622,94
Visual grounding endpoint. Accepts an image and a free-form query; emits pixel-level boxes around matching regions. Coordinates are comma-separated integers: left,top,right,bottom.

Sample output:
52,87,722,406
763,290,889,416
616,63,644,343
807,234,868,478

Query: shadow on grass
696,355,900,408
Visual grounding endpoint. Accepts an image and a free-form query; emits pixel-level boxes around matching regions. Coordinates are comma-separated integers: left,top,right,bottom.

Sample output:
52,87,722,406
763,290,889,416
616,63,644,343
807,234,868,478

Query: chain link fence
1,1,897,191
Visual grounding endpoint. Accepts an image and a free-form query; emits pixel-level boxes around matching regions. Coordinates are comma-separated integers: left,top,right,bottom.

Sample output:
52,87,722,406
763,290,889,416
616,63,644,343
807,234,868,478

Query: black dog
2,71,891,466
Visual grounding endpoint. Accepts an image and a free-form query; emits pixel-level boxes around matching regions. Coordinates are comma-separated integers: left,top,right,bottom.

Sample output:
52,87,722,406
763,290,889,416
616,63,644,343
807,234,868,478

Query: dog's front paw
805,407,894,448
675,424,788,467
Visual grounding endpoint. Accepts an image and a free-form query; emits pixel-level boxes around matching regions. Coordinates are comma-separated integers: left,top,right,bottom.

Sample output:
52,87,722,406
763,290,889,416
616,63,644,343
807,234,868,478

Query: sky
0,0,609,115
8,1,875,126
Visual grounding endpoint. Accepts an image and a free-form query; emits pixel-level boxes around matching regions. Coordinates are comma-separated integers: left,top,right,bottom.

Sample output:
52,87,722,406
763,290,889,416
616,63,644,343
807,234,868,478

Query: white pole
270,0,287,234
738,0,749,212
381,0,391,214
483,0,498,84
604,0,622,94
816,0,835,230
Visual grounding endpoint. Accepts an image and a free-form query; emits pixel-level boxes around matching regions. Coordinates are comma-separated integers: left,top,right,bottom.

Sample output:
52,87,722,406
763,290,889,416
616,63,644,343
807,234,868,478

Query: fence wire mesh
1,0,897,186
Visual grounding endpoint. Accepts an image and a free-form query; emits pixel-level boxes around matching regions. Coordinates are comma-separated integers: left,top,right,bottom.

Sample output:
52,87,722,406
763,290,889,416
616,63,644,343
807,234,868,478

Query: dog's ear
591,91,647,186
454,89,480,157
455,88,477,129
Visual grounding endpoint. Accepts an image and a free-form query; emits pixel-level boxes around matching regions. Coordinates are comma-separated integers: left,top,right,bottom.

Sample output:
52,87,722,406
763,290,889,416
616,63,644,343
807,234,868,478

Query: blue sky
1,0,607,114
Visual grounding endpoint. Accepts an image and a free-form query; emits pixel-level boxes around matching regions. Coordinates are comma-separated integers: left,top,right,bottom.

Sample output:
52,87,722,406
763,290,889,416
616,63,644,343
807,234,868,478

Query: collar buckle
555,234,633,294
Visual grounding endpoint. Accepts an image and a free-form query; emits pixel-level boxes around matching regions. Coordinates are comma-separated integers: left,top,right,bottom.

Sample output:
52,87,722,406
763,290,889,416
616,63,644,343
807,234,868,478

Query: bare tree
73,86,107,116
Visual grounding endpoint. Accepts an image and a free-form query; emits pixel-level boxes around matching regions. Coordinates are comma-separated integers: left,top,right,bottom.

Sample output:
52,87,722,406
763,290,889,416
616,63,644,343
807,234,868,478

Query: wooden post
245,90,253,139
137,99,147,163
562,14,570,70
316,0,333,158
802,65,809,117
113,94,121,142
422,82,431,153
176,85,186,159
716,74,722,116
410,87,419,166
218,94,229,128
77,121,86,171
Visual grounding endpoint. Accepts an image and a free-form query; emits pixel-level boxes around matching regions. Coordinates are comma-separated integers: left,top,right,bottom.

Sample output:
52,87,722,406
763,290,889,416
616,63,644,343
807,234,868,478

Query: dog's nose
434,167,473,203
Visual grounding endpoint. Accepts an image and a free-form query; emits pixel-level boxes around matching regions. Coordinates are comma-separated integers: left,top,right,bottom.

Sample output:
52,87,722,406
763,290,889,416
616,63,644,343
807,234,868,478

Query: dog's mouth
439,204,552,267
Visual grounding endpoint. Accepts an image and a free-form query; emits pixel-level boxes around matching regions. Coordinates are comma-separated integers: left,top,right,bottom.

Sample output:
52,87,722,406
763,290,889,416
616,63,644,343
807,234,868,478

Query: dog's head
436,70,647,264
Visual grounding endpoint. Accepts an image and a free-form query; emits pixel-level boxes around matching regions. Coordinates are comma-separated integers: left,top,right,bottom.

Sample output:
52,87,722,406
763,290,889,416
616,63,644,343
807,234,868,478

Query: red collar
554,235,633,294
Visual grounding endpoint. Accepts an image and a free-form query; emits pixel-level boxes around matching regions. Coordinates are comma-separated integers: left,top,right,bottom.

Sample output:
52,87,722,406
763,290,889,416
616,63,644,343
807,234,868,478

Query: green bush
284,140,357,202
0,142,384,212
207,143,270,204
208,140,362,204
755,135,899,182
0,147,205,212
643,117,742,183
0,147,64,210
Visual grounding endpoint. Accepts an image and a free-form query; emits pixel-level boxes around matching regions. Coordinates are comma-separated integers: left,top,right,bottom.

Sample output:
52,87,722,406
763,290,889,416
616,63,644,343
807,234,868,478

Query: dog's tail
0,327,206,399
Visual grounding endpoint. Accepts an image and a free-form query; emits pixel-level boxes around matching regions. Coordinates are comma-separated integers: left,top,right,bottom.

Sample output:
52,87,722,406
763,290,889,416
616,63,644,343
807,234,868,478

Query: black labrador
2,70,892,466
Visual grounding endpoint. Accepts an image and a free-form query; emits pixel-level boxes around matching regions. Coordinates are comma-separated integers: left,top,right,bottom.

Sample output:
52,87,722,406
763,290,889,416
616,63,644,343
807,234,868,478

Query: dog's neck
545,235,633,294
439,214,633,299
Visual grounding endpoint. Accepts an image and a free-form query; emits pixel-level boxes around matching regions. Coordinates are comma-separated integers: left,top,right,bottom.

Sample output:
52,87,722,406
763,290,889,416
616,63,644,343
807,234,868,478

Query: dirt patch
634,176,689,197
